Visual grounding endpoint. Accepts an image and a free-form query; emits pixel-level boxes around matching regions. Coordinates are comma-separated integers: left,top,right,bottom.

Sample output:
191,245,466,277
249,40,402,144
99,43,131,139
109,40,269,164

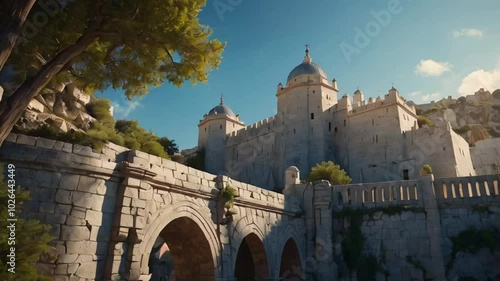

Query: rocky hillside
13,83,95,134
0,82,179,159
415,88,500,145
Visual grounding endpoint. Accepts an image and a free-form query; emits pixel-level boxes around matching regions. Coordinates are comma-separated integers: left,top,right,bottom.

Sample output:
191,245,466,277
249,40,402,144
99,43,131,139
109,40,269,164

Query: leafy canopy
8,0,225,98
307,161,352,186
0,169,54,281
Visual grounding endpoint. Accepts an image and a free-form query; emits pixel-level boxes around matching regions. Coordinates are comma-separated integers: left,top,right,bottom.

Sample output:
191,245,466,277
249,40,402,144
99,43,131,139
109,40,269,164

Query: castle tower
198,96,245,175
274,46,339,179
353,88,364,107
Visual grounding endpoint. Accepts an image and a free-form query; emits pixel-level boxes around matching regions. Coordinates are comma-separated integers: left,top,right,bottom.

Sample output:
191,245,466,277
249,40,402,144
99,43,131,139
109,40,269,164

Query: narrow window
334,127,338,132
372,119,374,126
403,169,409,180
328,122,332,132
344,119,346,127
443,147,446,151
293,129,296,135
220,124,222,130
311,113,315,120
376,135,378,143
386,108,388,113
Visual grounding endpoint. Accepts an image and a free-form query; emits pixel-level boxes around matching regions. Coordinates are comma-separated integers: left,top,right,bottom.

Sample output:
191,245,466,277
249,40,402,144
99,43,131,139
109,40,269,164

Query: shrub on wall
420,164,433,175
307,161,352,186
417,116,435,128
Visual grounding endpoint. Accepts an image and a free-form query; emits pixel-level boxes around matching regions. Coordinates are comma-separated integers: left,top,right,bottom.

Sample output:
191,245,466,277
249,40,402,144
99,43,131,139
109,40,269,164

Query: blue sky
98,0,500,150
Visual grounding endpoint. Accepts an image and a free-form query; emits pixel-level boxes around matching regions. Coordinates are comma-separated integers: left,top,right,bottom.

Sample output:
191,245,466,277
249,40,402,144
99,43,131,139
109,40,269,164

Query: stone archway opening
279,238,303,281
152,217,214,281
234,233,269,281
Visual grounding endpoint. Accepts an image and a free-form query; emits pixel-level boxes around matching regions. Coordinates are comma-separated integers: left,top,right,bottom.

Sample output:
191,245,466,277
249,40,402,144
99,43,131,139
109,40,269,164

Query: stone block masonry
0,134,304,281
1,133,499,281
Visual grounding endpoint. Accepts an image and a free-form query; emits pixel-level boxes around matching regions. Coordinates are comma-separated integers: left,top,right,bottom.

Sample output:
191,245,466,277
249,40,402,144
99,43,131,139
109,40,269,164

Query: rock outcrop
416,88,500,145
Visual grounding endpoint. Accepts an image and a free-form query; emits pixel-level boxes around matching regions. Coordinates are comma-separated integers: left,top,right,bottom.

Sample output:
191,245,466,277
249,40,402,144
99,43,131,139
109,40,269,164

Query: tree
115,120,168,158
158,137,179,156
307,161,352,185
0,167,54,280
0,0,224,146
0,0,36,71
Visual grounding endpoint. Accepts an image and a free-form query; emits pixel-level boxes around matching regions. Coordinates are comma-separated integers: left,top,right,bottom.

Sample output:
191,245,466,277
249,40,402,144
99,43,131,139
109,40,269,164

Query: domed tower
274,46,339,178
198,96,245,175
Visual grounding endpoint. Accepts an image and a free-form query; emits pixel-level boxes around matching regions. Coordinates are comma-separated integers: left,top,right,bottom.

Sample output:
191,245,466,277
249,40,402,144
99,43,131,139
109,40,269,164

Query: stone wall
471,138,500,175
0,134,305,281
284,171,500,281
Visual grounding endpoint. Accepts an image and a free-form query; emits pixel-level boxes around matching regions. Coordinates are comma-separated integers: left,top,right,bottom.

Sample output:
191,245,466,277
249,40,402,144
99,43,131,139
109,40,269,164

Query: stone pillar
419,174,446,281
311,181,336,281
107,160,156,281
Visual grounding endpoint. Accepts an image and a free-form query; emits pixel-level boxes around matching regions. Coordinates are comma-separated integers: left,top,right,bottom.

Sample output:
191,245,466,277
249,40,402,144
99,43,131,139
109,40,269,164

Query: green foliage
26,97,176,158
158,137,179,156
185,148,205,171
169,154,184,163
337,206,425,279
114,120,168,158
422,106,442,116
8,0,225,99
0,168,54,281
336,206,425,221
447,227,500,272
417,116,435,128
307,161,352,186
420,164,433,175
221,184,237,209
471,204,493,214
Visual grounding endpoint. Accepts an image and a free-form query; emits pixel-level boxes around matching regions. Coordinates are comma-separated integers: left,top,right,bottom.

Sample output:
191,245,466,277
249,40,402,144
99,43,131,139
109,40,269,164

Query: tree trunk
0,32,98,146
0,0,37,71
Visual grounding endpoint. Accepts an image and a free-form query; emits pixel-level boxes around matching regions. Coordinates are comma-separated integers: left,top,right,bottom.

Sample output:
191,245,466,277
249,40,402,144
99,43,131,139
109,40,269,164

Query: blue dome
208,104,235,117
287,61,328,83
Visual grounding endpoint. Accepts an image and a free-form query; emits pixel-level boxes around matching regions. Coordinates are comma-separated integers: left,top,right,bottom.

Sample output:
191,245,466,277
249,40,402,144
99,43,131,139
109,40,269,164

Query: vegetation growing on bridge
446,226,500,274
336,206,426,280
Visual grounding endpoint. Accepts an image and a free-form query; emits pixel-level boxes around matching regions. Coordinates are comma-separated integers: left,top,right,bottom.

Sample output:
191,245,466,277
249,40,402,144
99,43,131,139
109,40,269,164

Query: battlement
227,115,281,145
333,89,416,116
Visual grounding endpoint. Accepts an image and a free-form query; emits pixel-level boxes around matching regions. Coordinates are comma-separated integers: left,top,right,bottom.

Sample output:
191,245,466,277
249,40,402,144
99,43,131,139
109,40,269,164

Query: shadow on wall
139,173,310,281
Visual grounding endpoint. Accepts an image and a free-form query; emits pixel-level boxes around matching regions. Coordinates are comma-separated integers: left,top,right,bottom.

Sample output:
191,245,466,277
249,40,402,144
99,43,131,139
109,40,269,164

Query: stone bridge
0,134,306,281
1,134,499,281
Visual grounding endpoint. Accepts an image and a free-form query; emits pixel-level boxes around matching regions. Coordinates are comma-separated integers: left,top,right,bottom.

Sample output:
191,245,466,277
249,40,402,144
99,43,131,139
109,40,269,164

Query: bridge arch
231,217,272,280
276,223,306,279
137,200,221,279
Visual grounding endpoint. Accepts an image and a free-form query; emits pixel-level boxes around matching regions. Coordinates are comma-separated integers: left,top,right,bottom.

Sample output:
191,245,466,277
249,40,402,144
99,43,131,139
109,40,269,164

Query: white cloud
458,68,500,96
421,92,441,102
453,28,484,39
112,99,142,118
409,91,421,97
415,60,452,77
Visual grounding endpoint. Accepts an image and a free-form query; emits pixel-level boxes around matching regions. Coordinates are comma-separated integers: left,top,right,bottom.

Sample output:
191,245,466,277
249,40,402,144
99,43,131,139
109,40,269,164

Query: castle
196,47,476,190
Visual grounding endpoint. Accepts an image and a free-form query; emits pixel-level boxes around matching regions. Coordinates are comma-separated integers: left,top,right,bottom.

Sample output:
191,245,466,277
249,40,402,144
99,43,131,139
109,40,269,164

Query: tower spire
220,93,224,105
303,44,312,63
